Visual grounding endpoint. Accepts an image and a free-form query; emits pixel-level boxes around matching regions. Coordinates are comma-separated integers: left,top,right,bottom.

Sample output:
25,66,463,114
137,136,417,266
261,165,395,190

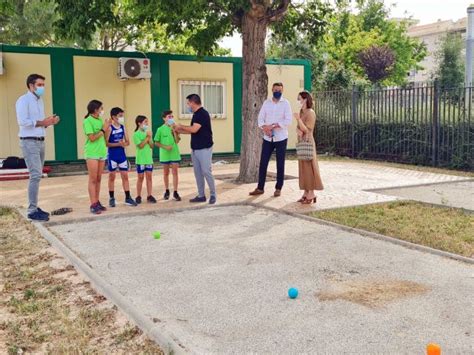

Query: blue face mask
273,91,282,100
186,106,193,114
142,125,149,131
167,118,175,125
34,86,45,97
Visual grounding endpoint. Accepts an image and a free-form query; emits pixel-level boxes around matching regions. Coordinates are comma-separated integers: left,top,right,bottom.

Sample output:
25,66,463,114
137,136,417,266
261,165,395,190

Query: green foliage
0,0,64,46
267,0,426,90
434,33,465,89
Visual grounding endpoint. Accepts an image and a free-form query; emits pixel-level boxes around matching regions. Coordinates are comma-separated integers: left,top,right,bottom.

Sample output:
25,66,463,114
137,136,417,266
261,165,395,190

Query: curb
15,207,190,355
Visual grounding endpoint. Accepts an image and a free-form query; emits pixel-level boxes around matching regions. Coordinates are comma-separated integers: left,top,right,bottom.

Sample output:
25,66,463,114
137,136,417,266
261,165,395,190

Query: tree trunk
237,13,269,183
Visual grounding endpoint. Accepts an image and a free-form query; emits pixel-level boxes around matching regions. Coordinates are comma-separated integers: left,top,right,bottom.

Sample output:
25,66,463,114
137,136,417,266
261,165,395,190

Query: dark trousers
257,139,288,191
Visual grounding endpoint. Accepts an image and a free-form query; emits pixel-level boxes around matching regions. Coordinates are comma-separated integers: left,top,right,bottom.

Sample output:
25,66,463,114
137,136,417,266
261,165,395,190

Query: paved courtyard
0,160,469,221
48,205,473,354
1,160,472,353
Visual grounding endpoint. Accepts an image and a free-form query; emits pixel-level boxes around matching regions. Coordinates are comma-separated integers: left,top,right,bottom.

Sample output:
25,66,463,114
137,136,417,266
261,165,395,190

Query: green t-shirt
83,115,107,159
154,124,181,163
133,129,153,165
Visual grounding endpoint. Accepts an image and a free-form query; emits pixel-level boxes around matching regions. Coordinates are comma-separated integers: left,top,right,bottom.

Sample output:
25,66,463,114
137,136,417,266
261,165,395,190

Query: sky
220,0,471,56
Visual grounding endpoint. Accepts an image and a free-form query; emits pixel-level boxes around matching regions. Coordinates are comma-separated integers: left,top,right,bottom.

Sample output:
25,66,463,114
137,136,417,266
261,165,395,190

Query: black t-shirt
191,107,213,150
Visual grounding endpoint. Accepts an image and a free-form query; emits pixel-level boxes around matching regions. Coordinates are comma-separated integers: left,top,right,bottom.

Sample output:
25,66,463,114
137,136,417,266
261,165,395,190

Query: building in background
407,17,467,83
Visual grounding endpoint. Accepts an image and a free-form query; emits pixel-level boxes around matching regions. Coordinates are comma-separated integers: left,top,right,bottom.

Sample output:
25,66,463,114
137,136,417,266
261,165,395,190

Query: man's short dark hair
26,74,45,88
272,82,283,88
110,107,124,117
186,94,202,105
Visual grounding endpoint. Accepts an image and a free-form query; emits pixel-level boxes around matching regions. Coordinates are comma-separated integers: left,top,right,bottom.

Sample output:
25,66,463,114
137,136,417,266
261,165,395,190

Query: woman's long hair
84,100,102,119
135,115,147,132
298,91,314,110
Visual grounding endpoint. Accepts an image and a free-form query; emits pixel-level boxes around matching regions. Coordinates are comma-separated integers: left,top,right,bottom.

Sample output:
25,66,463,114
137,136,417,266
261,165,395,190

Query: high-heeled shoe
301,196,317,204
297,196,307,203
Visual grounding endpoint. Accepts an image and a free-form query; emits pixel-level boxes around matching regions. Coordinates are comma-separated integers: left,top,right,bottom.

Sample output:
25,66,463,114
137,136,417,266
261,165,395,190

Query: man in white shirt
16,74,60,221
250,82,293,197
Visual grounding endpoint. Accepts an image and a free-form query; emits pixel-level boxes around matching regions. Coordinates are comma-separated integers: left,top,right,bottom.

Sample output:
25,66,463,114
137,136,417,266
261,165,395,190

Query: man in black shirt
175,94,216,204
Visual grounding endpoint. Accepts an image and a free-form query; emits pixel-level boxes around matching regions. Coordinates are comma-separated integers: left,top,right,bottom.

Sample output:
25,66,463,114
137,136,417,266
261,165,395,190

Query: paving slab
48,205,473,354
374,180,474,211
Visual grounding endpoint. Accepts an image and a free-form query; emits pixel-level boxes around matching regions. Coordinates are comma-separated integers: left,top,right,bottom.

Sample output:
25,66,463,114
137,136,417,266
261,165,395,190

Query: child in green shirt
83,99,110,215
154,110,182,201
133,115,156,204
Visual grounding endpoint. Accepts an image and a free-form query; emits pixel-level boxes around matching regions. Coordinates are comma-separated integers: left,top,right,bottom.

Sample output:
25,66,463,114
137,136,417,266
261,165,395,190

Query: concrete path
49,205,473,354
374,180,474,211
0,161,469,222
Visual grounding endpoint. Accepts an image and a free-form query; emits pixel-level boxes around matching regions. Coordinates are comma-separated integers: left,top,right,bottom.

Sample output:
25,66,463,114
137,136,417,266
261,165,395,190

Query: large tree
55,0,332,182
433,33,465,89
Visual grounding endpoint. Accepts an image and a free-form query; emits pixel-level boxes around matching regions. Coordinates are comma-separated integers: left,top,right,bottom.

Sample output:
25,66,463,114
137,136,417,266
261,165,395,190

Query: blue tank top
108,124,126,162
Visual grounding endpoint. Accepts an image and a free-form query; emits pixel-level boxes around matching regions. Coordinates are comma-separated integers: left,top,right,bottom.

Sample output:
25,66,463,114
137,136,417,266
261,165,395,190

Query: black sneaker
136,196,142,204
37,207,50,216
28,210,49,221
190,196,206,203
173,191,181,201
147,195,157,203
164,189,170,200
209,195,217,205
109,197,116,207
125,197,138,206
90,203,102,215
97,201,107,211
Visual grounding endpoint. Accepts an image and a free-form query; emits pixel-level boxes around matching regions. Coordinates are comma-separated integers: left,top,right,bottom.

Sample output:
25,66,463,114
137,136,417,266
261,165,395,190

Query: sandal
297,196,307,203
301,196,317,205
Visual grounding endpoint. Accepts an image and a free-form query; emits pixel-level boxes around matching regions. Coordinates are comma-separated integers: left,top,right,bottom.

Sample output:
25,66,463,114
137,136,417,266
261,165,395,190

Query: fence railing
314,83,474,170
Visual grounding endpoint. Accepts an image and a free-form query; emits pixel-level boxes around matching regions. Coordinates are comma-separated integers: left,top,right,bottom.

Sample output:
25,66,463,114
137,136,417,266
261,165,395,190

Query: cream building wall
169,60,234,155
0,53,56,160
73,56,152,159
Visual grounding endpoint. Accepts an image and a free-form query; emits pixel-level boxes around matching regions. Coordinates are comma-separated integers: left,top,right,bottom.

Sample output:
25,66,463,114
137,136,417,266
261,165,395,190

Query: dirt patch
0,207,163,354
316,279,430,308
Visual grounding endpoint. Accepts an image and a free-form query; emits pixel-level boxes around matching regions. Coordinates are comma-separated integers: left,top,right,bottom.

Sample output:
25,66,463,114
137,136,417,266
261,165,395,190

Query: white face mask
118,116,125,124
299,100,306,109
100,110,105,117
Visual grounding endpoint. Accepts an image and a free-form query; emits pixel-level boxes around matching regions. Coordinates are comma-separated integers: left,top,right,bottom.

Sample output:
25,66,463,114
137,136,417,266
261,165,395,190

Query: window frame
178,80,227,120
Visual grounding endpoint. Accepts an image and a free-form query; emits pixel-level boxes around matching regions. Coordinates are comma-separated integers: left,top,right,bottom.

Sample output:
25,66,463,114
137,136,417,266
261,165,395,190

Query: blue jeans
257,139,287,191
191,147,216,198
20,139,45,214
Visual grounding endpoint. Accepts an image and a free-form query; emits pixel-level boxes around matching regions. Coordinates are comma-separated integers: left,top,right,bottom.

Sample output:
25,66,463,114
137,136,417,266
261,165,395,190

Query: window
179,80,226,119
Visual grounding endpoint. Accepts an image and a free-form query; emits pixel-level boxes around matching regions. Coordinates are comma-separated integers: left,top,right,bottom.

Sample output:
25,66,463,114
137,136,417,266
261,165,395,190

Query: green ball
153,231,161,239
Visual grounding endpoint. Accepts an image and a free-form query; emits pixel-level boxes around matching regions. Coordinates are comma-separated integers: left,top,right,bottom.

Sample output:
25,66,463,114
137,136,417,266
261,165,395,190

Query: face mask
100,110,105,117
142,124,149,131
34,86,45,97
186,106,193,114
118,116,125,124
167,118,175,125
273,91,282,100
299,100,305,109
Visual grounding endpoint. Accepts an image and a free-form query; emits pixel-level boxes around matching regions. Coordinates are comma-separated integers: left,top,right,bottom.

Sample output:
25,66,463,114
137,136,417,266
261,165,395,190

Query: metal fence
314,83,474,170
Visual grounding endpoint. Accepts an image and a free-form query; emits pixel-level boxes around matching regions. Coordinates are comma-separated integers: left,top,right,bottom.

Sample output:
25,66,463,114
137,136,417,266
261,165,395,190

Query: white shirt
16,91,46,137
258,97,293,142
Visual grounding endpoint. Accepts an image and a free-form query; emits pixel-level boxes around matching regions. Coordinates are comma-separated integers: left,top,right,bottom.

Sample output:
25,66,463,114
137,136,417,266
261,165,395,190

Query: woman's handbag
296,139,313,160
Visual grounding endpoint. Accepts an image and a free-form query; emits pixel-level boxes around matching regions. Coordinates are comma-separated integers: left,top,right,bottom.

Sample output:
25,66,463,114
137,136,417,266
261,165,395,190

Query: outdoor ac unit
118,57,151,79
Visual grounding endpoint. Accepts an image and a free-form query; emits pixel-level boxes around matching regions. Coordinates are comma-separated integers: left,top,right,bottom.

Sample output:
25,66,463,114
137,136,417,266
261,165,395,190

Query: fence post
351,85,358,158
431,79,440,166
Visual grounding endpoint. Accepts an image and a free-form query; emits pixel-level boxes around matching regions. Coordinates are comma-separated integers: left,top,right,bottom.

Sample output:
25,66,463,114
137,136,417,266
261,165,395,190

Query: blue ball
288,287,299,299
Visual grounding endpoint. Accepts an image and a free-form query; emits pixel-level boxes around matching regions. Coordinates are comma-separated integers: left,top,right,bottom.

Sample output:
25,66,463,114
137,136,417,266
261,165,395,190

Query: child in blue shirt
106,107,137,207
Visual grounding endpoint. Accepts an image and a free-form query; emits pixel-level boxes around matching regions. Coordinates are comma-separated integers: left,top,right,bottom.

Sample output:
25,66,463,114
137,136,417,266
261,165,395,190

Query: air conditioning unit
118,57,151,80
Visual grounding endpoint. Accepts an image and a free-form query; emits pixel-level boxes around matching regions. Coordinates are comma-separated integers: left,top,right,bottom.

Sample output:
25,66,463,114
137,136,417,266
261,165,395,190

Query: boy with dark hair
154,110,181,201
106,107,137,207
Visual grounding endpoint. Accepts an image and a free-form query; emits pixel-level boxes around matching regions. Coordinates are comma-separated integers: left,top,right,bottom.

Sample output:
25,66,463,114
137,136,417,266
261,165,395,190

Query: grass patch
311,201,474,257
0,208,163,354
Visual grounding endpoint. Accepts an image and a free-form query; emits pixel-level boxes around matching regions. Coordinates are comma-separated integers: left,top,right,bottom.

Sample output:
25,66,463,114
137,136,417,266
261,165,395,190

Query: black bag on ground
2,156,27,169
